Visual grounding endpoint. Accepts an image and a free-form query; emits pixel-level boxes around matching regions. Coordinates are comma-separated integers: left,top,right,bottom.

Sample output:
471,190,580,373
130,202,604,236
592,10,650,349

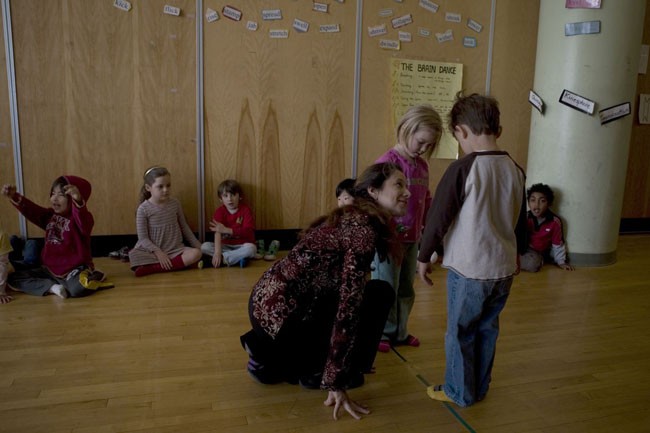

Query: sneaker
254,239,265,260
49,284,68,299
426,385,456,404
264,240,280,261
395,334,420,347
239,257,249,268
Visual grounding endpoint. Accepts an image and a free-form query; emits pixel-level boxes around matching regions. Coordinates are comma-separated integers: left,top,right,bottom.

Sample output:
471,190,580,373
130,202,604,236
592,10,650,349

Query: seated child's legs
520,248,543,272
0,253,15,303
7,267,58,296
222,243,256,266
200,242,215,257
181,247,202,266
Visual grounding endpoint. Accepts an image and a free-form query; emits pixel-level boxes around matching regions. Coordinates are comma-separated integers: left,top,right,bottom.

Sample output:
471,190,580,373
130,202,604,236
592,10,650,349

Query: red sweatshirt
11,175,94,276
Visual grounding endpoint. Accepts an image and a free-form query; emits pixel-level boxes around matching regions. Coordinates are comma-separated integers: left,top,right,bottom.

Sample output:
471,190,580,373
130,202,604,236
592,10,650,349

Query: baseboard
89,230,300,258
17,219,649,259
619,218,650,234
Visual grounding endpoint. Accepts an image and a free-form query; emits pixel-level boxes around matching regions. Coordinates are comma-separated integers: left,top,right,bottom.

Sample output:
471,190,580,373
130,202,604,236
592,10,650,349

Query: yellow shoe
426,385,455,403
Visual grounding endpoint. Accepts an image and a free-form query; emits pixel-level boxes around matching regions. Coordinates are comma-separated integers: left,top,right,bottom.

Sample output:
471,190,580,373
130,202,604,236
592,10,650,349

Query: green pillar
527,0,646,266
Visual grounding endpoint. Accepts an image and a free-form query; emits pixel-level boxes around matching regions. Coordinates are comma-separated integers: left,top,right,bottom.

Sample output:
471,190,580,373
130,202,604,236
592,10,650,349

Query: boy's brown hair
449,92,501,137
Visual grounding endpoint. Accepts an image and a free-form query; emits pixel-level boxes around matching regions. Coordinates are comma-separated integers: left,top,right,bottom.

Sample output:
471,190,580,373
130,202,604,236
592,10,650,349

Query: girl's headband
144,166,162,178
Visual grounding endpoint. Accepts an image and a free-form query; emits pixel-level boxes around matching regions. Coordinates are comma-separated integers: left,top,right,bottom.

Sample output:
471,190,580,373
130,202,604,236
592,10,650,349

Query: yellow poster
391,58,463,159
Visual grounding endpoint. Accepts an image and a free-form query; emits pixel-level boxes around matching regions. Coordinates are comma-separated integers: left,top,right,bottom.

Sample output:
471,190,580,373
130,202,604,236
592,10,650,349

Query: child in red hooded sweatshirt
2,175,101,298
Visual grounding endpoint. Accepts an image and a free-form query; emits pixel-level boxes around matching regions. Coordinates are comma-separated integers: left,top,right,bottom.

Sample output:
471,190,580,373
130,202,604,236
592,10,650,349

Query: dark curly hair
527,183,554,206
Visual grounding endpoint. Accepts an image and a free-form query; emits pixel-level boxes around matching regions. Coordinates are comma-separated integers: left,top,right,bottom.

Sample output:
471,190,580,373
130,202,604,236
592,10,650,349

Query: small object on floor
426,385,455,403
254,239,265,260
239,257,249,268
109,246,130,262
49,284,68,299
263,240,280,261
378,340,391,353
396,334,420,347
196,260,204,270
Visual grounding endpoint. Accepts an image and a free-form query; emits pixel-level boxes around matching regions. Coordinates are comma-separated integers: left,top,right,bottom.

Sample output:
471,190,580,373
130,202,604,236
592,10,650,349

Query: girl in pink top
373,104,443,352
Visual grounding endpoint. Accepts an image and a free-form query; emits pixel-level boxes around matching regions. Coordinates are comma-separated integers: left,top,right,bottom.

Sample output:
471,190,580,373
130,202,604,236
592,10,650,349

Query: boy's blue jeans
443,269,513,407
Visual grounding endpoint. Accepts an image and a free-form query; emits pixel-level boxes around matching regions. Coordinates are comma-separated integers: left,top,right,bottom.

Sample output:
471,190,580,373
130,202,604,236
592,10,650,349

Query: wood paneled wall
3,1,642,237
623,0,650,218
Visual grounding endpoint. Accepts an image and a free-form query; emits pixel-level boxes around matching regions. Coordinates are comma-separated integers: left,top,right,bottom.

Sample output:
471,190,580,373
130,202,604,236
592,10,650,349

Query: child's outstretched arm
2,184,52,229
64,184,94,236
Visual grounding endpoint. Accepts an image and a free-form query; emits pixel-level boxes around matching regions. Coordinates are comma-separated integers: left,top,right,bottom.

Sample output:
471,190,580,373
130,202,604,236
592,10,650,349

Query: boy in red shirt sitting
520,183,574,272
201,179,256,268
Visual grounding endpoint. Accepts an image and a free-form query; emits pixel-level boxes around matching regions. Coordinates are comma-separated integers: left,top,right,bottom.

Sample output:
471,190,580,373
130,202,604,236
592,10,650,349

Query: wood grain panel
235,99,257,216
258,104,283,228
490,0,539,169
324,111,346,209
622,0,650,218
299,110,322,227
10,0,197,237
203,1,356,229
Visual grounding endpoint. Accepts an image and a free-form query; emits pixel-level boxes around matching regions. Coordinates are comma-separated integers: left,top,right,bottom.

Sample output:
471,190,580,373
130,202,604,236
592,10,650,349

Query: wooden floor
1,235,649,433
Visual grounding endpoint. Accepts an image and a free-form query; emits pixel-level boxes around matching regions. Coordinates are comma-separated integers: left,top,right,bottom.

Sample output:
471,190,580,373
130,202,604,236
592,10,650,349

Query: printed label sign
223,5,242,21
392,14,413,29
114,0,132,12
320,24,341,33
262,9,282,20
599,102,630,125
559,89,595,114
380,39,400,50
368,24,388,37
529,90,544,113
206,8,219,22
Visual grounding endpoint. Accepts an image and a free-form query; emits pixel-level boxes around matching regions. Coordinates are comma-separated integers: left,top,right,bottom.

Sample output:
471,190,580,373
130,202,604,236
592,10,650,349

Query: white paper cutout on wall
313,2,329,13
206,8,219,22
269,29,289,39
467,18,483,33
436,30,453,43
380,39,401,50
392,14,412,29
419,0,439,13
599,103,630,125
247,21,258,31
445,12,461,23
293,19,310,33
565,21,600,36
529,90,544,113
320,24,341,33
399,31,412,42
222,5,242,21
559,89,595,114
368,24,388,37
380,9,394,17
163,5,180,16
113,0,132,12
418,28,431,38
262,9,282,21
463,37,477,48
